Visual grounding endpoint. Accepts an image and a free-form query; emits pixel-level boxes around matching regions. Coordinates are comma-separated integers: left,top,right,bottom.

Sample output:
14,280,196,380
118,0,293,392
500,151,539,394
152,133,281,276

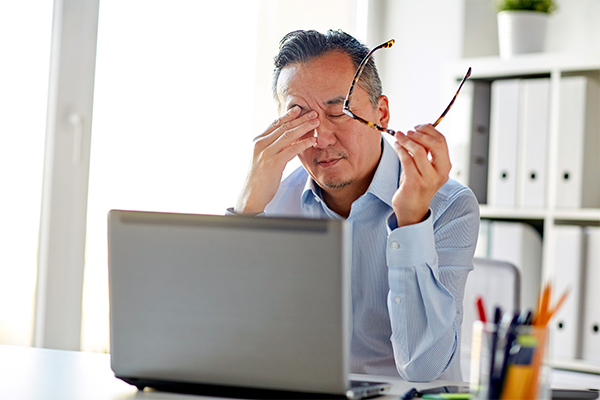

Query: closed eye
328,113,345,118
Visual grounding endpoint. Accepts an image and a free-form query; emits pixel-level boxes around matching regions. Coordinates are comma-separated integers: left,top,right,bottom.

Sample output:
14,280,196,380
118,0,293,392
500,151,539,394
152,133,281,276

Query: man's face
276,51,390,195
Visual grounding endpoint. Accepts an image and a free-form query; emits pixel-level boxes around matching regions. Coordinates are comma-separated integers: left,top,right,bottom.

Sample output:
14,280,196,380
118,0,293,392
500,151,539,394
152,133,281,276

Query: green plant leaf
495,0,557,14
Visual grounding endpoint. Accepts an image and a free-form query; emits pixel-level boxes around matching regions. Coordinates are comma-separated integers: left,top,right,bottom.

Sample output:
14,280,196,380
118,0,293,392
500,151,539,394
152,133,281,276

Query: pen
493,307,502,324
487,307,502,398
401,388,418,399
490,312,517,399
421,394,471,399
476,296,487,323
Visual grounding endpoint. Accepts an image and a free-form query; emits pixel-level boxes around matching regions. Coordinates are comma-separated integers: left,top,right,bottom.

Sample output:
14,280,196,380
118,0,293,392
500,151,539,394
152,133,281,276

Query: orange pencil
546,288,570,326
534,283,551,327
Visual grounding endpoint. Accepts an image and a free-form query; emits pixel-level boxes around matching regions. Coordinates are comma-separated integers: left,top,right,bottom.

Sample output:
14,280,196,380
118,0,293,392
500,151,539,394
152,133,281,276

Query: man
230,29,479,382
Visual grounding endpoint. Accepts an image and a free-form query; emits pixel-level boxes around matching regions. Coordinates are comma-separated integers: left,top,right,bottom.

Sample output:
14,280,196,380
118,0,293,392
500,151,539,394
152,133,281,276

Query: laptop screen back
108,210,351,394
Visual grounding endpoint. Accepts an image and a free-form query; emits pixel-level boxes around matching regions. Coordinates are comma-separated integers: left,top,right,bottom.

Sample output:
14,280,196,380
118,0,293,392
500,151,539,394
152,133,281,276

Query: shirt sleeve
224,207,265,217
385,187,479,382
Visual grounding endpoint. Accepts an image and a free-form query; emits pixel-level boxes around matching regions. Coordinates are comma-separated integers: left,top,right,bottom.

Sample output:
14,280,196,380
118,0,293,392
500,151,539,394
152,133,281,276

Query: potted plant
495,0,558,59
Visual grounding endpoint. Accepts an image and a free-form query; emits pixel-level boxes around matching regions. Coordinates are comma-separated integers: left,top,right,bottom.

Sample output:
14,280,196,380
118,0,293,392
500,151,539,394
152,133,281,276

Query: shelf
553,209,600,222
551,358,600,375
479,206,547,220
479,206,600,223
446,51,600,80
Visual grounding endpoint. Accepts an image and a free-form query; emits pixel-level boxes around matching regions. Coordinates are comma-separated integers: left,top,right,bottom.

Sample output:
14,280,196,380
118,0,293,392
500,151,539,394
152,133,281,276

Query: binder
549,225,584,360
489,221,543,311
518,79,550,208
556,76,600,208
447,80,474,187
488,79,520,207
447,79,492,202
468,81,492,205
475,218,491,258
582,227,600,363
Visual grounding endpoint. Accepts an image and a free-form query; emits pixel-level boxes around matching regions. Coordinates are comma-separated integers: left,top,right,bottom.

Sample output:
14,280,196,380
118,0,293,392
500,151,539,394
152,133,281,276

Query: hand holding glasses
342,39,471,136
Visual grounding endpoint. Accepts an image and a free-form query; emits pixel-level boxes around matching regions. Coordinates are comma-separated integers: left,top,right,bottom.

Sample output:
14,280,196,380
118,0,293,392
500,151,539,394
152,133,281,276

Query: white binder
556,76,600,208
475,218,491,258
549,225,584,360
488,79,520,207
447,80,491,203
489,221,542,311
447,80,475,187
582,226,600,363
518,79,550,208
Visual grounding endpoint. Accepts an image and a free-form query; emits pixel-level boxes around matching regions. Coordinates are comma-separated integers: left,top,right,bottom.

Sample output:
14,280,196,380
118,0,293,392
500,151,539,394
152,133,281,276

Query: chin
318,178,353,190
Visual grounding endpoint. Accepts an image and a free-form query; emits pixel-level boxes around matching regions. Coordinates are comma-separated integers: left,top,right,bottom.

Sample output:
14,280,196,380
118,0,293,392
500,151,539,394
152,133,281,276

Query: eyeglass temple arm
432,67,472,128
343,39,395,111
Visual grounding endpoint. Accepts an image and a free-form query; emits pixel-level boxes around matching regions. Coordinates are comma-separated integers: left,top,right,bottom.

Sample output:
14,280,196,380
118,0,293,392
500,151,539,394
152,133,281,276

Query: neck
321,185,365,219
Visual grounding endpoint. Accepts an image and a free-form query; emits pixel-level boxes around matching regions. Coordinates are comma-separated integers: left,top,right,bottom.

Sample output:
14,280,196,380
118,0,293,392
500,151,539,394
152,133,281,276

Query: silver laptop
108,210,390,399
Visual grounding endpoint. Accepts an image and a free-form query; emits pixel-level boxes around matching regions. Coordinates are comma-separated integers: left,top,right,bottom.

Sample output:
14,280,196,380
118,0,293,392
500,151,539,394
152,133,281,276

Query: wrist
395,208,430,227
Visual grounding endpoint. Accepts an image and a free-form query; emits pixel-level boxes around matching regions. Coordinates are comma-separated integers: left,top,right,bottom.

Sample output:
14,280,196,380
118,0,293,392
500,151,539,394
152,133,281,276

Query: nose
312,117,337,149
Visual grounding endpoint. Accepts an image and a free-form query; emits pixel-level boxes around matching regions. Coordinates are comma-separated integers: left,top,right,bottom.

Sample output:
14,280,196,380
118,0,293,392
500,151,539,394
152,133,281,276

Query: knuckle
412,146,427,157
432,135,445,147
281,120,294,132
282,129,297,140
266,119,281,132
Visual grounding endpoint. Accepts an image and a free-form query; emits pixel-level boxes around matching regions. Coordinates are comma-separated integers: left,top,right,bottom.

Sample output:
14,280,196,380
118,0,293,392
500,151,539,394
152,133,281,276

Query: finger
407,124,445,150
254,106,302,146
397,135,451,190
394,135,425,178
253,106,303,143
279,136,317,164
406,125,452,172
257,109,319,149
396,133,449,186
269,112,319,151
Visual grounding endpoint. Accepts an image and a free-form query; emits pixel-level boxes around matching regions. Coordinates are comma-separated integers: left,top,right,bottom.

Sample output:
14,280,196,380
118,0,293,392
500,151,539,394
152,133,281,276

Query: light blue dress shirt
261,137,480,382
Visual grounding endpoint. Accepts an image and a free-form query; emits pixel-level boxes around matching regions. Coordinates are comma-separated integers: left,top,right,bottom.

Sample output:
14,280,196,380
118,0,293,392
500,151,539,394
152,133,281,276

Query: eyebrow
284,95,346,112
325,96,346,106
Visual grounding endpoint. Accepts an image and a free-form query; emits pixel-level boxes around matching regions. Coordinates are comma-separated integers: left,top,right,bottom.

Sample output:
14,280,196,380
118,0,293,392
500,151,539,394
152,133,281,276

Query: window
0,2,53,346
82,0,357,352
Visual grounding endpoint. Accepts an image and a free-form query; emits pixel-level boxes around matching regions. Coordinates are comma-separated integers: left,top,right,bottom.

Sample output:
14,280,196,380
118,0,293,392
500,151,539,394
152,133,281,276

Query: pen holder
469,321,550,400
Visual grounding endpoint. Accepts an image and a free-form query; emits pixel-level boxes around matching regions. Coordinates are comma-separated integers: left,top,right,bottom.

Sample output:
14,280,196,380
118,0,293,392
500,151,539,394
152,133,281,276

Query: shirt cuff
225,207,265,217
386,210,436,269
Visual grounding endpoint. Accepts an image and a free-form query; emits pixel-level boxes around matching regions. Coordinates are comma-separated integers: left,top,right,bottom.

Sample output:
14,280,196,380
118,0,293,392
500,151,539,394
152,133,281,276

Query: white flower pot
497,10,549,59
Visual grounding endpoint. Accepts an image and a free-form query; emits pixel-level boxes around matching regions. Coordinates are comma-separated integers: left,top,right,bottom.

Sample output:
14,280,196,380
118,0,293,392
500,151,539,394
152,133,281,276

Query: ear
377,95,390,128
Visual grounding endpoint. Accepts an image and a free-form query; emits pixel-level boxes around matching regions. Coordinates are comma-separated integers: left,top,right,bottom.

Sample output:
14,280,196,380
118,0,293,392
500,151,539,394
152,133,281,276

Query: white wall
374,0,600,136
464,0,600,57
367,0,465,132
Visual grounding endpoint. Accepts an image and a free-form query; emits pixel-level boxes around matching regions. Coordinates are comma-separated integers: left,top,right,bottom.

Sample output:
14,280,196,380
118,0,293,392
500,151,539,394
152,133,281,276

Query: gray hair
272,29,383,109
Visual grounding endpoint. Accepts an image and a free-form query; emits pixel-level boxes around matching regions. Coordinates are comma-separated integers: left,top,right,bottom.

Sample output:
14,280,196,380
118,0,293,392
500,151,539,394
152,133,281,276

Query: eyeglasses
342,39,472,137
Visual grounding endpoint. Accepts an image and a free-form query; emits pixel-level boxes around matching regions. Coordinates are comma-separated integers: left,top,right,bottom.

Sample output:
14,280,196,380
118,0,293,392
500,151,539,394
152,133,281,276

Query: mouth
316,157,342,168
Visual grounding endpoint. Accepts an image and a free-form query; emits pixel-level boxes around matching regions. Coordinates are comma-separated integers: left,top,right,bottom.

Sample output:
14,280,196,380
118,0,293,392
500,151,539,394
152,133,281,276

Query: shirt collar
301,174,322,207
365,136,400,209
300,135,400,210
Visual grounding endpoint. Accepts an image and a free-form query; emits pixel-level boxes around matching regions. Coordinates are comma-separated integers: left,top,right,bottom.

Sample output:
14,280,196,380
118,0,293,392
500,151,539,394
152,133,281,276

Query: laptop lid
108,210,354,396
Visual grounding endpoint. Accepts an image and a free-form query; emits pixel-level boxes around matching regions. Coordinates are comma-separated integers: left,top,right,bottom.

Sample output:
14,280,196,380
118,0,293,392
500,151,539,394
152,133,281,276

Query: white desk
0,345,465,400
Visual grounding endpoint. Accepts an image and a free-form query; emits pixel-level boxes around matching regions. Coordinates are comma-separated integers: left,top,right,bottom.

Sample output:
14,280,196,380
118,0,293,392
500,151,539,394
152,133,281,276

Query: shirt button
395,296,402,304
314,196,321,203
391,241,400,249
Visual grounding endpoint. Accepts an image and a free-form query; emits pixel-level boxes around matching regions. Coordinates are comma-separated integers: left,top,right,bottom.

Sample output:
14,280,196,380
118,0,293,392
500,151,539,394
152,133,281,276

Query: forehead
276,51,356,107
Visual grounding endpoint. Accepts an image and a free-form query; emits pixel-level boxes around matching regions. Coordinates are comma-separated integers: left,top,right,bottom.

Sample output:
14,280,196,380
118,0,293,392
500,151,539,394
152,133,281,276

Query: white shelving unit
445,51,600,374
